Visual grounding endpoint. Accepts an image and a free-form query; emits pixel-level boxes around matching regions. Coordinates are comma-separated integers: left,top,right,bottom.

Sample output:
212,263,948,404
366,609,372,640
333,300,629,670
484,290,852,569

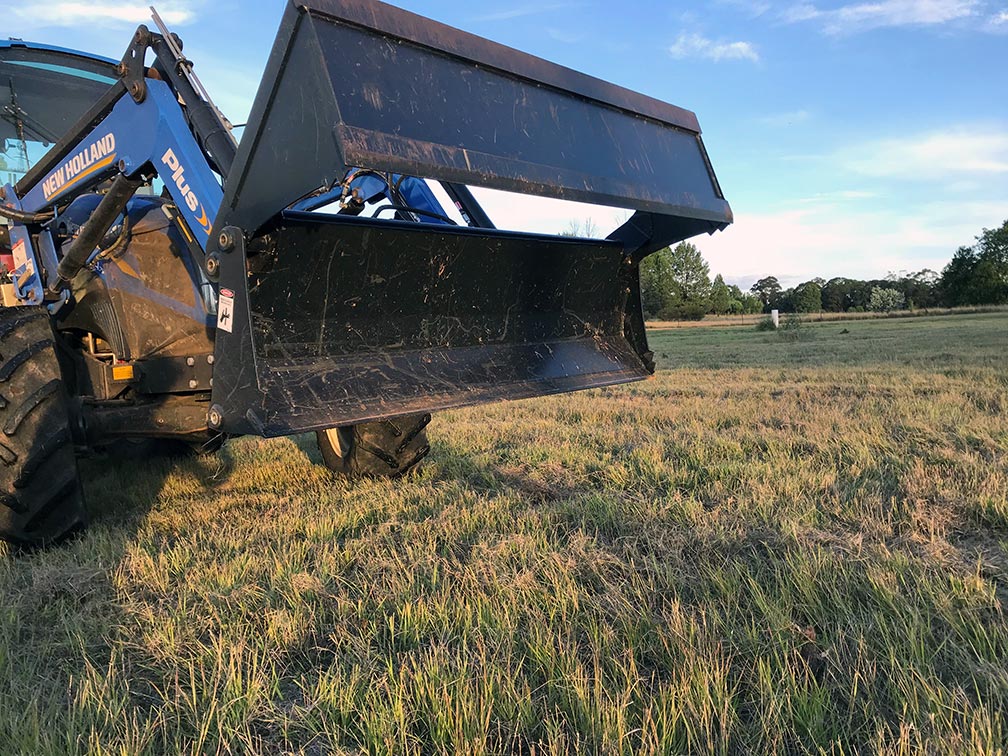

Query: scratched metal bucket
206,0,733,436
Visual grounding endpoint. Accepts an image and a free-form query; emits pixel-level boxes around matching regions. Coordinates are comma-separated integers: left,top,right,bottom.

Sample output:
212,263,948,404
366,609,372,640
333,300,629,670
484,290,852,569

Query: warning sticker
217,287,235,334
11,238,33,280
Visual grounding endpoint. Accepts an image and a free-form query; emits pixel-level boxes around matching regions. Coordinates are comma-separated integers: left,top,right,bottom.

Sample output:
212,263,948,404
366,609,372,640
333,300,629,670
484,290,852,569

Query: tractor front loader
0,0,732,546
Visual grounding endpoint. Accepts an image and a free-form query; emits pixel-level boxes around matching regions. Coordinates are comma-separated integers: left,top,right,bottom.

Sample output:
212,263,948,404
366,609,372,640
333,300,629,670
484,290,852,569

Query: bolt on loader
0,1,732,546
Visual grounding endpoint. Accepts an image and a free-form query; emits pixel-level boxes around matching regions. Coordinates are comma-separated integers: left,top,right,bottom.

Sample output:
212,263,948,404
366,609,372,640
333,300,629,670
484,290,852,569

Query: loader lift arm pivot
19,41,225,222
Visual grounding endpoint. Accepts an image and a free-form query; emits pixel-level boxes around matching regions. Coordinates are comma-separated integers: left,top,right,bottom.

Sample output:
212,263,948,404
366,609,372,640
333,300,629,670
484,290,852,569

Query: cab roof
1,39,118,145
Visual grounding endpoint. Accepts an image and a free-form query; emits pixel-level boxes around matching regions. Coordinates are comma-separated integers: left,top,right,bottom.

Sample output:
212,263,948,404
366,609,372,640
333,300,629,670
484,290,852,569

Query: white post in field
771,309,780,328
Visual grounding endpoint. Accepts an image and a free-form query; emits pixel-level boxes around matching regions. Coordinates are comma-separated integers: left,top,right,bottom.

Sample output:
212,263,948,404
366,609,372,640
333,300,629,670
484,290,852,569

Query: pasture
1,313,1005,754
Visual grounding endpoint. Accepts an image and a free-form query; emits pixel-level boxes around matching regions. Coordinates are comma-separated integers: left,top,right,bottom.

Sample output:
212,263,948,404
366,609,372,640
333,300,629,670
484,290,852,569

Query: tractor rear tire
0,307,86,547
316,413,431,478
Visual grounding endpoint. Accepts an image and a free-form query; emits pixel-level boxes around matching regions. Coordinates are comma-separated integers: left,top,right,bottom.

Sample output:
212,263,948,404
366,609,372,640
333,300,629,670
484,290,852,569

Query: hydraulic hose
96,214,132,259
0,204,55,224
55,174,142,287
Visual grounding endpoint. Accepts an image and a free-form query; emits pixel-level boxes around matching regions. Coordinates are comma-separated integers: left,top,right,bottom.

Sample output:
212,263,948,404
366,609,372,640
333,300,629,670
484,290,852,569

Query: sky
5,0,1007,289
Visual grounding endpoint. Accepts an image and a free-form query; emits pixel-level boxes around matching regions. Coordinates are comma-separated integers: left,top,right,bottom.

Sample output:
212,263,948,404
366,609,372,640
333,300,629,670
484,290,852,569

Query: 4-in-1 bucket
208,0,732,436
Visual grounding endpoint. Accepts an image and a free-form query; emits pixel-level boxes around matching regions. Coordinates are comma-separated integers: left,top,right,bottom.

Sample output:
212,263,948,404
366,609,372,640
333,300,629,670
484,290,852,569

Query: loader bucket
208,0,733,437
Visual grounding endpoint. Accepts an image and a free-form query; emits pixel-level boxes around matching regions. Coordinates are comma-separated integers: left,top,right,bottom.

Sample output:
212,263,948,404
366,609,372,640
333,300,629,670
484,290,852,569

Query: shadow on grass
0,442,237,752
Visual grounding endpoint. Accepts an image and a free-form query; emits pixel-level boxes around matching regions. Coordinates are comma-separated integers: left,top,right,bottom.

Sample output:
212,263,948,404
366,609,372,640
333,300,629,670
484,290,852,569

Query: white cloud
841,128,1008,179
669,32,761,63
546,27,586,44
460,127,1008,284
991,9,1008,24
757,109,811,126
699,124,1008,283
461,188,1003,286
471,3,584,22
782,3,823,22
699,199,1005,285
784,0,981,33
798,189,877,202
10,2,196,27
715,0,773,17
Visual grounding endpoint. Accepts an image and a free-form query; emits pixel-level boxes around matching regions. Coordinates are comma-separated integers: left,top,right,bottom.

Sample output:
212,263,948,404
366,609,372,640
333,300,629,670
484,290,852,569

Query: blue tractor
0,1,732,546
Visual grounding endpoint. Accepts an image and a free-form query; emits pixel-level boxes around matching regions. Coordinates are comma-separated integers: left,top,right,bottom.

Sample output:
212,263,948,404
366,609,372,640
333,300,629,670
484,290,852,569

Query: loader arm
5,27,233,308
3,79,223,307
14,81,223,242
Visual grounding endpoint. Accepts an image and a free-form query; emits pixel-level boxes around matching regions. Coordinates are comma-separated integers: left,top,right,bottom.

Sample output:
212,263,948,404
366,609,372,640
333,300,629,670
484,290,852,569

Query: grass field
646,304,1008,331
1,313,1006,754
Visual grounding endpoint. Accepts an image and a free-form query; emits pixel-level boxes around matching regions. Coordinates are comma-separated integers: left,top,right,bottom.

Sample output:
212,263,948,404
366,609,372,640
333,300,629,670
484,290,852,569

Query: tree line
639,218,1008,319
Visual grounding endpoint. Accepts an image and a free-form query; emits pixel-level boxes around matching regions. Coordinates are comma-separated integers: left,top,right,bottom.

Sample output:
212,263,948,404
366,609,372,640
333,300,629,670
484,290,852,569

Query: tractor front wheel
0,308,86,547
316,413,431,478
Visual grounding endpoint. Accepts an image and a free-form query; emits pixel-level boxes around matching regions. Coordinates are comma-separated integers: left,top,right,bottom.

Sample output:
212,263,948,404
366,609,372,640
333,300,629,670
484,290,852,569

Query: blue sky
8,0,1007,288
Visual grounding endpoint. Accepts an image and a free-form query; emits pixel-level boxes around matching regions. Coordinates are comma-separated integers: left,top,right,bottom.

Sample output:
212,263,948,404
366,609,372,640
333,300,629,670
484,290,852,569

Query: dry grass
0,313,1006,754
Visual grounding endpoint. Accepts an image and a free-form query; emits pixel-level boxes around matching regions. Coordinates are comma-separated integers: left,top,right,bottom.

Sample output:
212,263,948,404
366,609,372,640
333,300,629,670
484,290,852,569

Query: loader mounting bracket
118,25,151,103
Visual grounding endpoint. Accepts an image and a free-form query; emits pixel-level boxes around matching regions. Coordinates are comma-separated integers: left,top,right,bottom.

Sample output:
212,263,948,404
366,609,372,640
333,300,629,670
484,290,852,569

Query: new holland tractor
0,1,732,546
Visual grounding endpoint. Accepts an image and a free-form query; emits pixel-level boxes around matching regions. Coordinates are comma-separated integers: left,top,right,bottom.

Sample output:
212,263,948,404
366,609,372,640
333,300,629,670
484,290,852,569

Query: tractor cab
0,40,118,185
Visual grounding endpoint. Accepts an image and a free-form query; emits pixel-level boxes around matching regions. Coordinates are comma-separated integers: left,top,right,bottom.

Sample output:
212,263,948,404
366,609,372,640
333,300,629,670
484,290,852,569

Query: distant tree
973,222,1008,303
750,276,782,312
668,242,711,305
882,269,940,309
822,277,853,312
869,286,905,312
847,280,875,311
777,287,796,313
639,246,678,318
709,274,732,314
561,218,599,238
719,283,759,315
662,302,707,321
740,293,764,314
940,220,1008,306
901,269,941,308
638,242,715,319
792,281,823,313
940,246,980,306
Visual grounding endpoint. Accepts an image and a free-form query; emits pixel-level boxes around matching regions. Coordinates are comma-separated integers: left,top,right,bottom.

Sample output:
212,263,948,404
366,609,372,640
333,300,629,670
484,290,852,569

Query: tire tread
316,412,431,478
0,307,85,547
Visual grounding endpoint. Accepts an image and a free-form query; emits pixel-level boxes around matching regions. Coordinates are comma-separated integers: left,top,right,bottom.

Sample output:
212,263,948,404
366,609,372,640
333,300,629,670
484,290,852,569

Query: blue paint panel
0,185,44,304
36,230,60,283
8,79,224,316
102,258,215,326
289,171,452,223
19,80,223,252
394,176,451,225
